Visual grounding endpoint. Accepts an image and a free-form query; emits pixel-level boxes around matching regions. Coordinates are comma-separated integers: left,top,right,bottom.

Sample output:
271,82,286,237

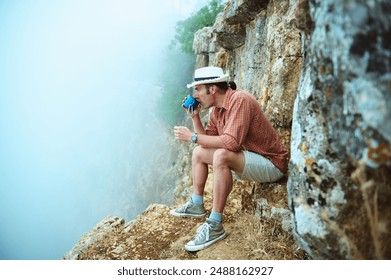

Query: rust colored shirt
205,89,288,173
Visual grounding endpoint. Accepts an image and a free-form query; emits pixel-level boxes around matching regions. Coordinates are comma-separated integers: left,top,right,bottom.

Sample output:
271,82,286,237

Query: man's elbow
220,135,241,152
227,145,241,153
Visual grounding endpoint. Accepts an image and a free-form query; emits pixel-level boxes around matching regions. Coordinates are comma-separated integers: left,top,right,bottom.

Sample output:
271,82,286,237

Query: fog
0,0,207,260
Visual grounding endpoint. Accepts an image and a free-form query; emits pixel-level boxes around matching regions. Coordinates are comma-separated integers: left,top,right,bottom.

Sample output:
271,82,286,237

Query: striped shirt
205,89,288,173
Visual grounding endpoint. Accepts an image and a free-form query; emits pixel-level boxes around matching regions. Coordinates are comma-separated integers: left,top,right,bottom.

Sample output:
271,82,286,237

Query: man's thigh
194,147,245,173
212,148,245,174
238,151,283,182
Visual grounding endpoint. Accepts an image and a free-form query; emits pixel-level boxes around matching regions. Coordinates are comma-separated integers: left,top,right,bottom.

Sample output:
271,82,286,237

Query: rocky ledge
63,178,308,260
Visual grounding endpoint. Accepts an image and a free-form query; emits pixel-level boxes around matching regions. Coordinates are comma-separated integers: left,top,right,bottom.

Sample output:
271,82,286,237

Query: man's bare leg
183,148,245,252
191,147,245,215
211,149,245,213
191,146,215,196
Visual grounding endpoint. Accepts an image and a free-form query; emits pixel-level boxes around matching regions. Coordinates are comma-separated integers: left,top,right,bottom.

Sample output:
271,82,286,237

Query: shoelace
194,222,213,242
178,201,192,212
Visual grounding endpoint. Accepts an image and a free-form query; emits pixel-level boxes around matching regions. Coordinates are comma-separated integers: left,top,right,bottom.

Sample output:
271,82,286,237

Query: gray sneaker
185,219,226,251
170,199,206,218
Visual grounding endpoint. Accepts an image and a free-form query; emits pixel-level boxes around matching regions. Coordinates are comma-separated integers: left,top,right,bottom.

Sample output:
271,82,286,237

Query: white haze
0,0,209,260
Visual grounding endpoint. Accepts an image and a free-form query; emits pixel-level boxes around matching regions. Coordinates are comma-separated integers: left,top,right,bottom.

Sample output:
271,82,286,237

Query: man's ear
211,85,216,94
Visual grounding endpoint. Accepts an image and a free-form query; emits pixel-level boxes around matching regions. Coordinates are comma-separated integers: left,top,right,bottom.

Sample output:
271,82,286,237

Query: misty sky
0,0,209,260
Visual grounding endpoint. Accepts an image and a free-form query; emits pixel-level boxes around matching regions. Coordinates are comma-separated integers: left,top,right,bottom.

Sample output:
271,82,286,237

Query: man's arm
174,106,225,148
174,125,224,148
196,133,224,148
190,114,206,135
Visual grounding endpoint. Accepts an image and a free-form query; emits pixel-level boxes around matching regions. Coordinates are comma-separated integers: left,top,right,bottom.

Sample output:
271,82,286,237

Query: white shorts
236,151,284,182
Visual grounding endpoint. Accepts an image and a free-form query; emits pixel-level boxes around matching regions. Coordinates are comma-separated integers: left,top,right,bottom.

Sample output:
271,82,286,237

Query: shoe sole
169,209,206,218
184,232,227,252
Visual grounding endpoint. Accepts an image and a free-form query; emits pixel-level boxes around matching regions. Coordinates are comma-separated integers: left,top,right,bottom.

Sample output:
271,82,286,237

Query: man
171,66,288,251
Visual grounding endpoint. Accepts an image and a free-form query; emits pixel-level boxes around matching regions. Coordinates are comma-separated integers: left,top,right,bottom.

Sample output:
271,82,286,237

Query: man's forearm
196,133,225,149
191,115,206,134
190,114,225,149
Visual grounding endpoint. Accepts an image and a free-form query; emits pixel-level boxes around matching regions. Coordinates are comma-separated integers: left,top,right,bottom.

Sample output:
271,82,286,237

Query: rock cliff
288,0,391,259
64,0,390,260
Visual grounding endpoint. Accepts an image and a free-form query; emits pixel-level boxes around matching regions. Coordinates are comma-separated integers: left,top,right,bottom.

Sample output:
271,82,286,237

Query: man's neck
214,88,231,108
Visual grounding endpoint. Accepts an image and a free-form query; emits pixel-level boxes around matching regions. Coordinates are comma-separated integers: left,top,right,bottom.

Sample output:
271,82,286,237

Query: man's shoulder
230,89,258,105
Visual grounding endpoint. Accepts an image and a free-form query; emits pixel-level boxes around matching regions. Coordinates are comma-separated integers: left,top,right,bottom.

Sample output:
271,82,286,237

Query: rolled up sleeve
220,133,241,152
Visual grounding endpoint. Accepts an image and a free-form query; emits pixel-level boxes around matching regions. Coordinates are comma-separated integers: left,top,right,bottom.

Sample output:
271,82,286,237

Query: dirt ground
65,176,309,260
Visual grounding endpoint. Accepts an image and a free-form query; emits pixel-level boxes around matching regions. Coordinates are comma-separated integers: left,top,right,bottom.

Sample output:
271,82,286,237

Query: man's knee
213,149,245,173
192,147,242,169
192,146,214,165
192,146,203,160
212,149,233,167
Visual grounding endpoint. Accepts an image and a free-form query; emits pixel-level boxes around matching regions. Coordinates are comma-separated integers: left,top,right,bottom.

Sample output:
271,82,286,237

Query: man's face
193,84,214,109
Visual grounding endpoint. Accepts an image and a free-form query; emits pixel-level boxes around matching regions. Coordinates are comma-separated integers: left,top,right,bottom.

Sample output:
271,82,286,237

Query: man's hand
182,96,200,117
174,126,193,142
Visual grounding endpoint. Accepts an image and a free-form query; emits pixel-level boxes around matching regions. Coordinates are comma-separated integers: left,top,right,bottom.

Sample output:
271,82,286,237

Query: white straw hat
187,66,229,88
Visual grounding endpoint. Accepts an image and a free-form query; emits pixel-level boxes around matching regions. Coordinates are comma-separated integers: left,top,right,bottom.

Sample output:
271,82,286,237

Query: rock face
288,0,391,259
